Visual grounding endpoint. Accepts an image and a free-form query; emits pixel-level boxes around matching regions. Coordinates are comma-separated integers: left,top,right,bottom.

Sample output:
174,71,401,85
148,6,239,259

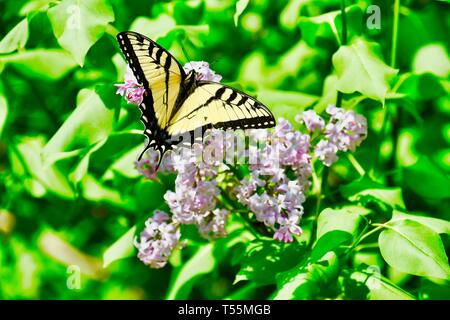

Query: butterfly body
116,31,276,163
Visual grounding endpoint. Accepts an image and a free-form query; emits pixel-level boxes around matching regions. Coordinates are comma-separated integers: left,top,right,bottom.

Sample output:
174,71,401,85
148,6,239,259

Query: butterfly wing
116,31,185,133
166,82,276,138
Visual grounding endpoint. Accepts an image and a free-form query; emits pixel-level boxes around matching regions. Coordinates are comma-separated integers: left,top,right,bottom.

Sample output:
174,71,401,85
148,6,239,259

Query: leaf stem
336,0,348,108
371,0,401,179
340,0,348,46
347,153,365,176
390,0,400,68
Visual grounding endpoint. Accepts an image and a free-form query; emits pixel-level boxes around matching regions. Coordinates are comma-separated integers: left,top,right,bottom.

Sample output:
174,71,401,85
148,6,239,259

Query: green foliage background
0,0,449,299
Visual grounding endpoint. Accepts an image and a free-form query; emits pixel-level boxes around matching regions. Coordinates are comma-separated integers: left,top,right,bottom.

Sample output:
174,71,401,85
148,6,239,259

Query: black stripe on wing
116,31,186,83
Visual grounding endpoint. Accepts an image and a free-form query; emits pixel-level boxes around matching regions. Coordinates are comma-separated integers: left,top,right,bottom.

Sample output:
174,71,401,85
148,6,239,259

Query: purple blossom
198,208,230,239
296,110,325,132
314,139,339,167
183,61,222,82
164,130,230,238
115,66,145,105
325,105,368,152
134,210,181,268
135,148,175,179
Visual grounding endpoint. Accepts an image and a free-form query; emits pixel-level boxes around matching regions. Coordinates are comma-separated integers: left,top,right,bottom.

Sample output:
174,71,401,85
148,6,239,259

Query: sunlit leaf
130,15,176,40
166,244,215,299
0,82,8,138
332,37,398,105
0,17,28,53
81,174,130,209
299,5,363,47
9,136,75,199
413,43,450,78
379,219,450,280
0,49,77,80
313,207,365,261
38,229,107,280
43,89,114,164
48,0,114,66
392,210,450,235
234,0,249,27
103,226,136,268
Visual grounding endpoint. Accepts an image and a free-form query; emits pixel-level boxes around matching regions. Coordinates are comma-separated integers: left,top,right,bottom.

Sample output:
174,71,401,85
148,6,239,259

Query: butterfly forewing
117,32,184,128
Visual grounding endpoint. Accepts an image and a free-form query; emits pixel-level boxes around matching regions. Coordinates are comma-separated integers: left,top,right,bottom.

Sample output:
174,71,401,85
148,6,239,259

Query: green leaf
166,244,215,299
313,207,365,261
379,219,450,280
258,89,318,115
280,0,305,30
273,252,339,300
403,157,450,199
48,0,114,66
130,15,176,41
103,226,136,268
0,17,28,53
298,5,363,47
344,270,415,300
340,176,406,209
234,0,249,27
9,136,75,199
317,207,365,239
235,240,306,285
397,73,446,101
413,43,450,78
81,175,129,209
0,82,8,138
43,88,114,164
38,229,107,280
332,37,398,104
392,210,450,235
102,144,142,180
0,49,77,80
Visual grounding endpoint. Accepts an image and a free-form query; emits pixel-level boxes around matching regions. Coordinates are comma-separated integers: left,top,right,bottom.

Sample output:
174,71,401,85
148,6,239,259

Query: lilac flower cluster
164,131,230,239
235,120,311,242
298,106,368,166
117,62,368,267
134,210,181,268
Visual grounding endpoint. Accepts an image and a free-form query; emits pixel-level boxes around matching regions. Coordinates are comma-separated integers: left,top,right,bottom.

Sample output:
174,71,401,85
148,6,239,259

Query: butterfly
116,31,276,167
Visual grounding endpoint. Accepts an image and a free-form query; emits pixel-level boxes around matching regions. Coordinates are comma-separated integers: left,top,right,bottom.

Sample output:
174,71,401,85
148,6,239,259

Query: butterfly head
186,69,197,80
184,69,198,90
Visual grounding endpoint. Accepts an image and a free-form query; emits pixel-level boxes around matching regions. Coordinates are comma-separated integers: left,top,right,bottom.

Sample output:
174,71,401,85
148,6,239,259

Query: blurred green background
0,0,449,299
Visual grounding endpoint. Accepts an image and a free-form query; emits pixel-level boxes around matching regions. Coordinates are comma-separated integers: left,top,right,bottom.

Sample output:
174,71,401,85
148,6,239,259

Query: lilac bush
116,62,368,268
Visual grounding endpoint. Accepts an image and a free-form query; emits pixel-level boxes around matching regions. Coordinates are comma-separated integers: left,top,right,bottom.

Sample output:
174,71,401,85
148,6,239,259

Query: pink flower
115,66,145,105
135,148,175,179
134,210,181,268
183,61,222,82
296,110,325,132
325,105,368,152
314,139,339,167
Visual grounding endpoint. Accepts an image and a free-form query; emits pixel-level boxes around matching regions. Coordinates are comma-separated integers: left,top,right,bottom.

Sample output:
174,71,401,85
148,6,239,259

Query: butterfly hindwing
166,82,276,136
